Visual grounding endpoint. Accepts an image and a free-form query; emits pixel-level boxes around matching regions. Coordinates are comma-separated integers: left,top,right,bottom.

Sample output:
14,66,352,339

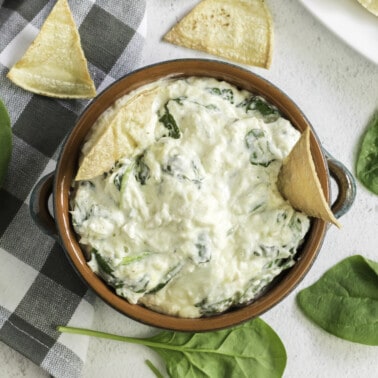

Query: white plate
298,0,378,64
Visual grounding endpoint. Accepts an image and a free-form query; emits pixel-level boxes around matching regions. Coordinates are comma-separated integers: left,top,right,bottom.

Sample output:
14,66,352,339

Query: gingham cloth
0,1,146,377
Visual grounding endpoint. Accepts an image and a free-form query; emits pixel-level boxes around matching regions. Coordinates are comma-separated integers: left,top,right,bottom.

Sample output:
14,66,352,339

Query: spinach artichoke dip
70,77,310,318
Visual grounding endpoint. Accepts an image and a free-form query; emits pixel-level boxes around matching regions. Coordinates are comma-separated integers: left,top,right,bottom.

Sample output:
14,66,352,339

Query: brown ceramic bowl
30,59,355,331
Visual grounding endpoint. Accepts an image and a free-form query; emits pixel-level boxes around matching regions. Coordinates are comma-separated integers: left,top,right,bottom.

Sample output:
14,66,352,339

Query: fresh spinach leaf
0,98,12,187
356,112,378,195
297,255,378,345
145,359,165,378
58,318,287,378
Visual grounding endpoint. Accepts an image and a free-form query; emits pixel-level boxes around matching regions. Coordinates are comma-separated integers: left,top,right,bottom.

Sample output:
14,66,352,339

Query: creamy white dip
70,77,310,318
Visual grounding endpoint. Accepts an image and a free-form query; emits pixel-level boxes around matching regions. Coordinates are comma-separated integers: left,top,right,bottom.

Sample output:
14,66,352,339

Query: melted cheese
71,77,310,318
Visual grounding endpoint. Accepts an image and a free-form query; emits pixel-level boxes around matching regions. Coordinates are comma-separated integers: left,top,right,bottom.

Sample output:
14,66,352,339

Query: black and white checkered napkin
0,1,146,377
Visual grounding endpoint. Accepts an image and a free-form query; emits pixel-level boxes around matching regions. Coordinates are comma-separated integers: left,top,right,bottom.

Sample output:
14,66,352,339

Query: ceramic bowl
30,59,356,331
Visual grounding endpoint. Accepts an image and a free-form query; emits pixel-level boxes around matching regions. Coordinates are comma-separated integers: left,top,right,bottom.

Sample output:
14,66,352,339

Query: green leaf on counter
297,255,378,345
58,318,287,378
0,98,12,187
356,112,378,194
145,359,165,378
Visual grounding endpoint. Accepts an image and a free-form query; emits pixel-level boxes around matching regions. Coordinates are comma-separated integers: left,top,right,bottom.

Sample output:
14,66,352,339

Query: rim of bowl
54,59,328,332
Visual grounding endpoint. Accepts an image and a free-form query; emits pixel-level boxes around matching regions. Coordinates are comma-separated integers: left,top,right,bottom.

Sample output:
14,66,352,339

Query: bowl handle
324,150,356,219
30,172,59,241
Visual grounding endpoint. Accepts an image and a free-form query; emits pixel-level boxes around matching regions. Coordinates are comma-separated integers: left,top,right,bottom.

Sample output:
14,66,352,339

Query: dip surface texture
71,77,310,318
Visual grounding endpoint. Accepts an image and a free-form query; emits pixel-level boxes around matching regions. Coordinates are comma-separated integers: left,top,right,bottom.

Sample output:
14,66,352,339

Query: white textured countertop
2,0,378,377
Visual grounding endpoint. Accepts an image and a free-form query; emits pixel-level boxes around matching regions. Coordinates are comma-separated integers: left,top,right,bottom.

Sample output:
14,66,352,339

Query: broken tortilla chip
75,88,159,181
163,0,273,69
357,0,378,16
277,127,341,228
7,0,96,99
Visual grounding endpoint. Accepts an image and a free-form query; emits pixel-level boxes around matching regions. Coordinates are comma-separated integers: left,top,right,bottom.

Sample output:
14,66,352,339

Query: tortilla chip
75,89,159,181
163,0,273,69
357,0,378,16
7,0,96,99
277,127,341,228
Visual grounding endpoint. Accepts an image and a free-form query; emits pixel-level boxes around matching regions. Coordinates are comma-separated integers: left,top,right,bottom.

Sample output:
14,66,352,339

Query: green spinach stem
58,326,189,352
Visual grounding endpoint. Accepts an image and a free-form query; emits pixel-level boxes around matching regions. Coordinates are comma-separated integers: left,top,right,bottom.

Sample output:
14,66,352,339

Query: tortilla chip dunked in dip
277,127,341,228
71,77,313,318
76,88,160,181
